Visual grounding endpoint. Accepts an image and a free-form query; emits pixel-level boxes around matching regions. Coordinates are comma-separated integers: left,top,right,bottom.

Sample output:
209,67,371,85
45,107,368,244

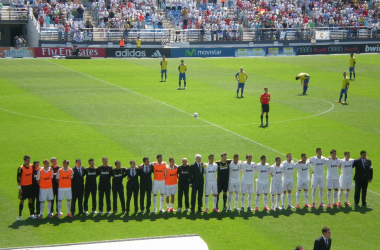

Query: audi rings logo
328,46,343,52
297,47,312,53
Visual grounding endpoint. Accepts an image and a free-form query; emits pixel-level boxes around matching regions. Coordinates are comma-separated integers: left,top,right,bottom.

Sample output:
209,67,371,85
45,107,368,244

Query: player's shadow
8,218,50,229
296,94,308,96
259,125,268,129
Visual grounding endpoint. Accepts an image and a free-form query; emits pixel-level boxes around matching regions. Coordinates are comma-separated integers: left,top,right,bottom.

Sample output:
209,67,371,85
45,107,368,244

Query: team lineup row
16,149,373,221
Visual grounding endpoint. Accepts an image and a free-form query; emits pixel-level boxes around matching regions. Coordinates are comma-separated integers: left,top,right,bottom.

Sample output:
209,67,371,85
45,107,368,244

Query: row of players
16,149,370,220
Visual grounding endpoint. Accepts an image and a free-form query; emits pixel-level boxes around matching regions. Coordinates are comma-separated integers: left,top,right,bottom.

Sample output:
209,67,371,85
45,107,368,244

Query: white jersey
269,164,283,182
255,163,270,184
340,158,354,178
309,156,326,177
326,158,340,179
204,163,218,182
241,161,256,184
282,160,295,180
295,161,311,183
229,161,242,183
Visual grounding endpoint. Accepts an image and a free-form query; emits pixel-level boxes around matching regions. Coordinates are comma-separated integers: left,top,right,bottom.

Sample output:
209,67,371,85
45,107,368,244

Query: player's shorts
179,73,186,81
238,83,245,88
256,182,269,195
340,88,347,94
327,178,339,190
58,187,72,200
349,67,355,72
297,181,309,190
165,184,177,196
19,185,33,200
228,182,241,193
241,183,254,194
304,76,310,84
282,179,293,191
261,104,269,113
311,175,325,189
39,188,54,202
205,181,218,196
161,69,167,74
270,180,283,195
152,180,165,195
217,180,228,193
339,176,353,190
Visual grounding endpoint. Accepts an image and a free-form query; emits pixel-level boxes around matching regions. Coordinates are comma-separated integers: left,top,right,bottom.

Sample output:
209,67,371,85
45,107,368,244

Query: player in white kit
309,147,327,208
269,157,284,210
203,154,219,213
241,154,255,212
338,151,354,206
294,153,311,208
254,155,270,211
282,153,295,209
228,154,242,211
325,149,341,208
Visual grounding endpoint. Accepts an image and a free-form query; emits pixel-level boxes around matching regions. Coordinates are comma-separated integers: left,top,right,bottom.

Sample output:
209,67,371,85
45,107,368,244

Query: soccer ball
193,113,198,118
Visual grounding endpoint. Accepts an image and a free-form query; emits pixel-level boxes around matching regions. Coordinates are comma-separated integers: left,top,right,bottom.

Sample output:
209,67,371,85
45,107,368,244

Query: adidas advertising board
105,48,171,58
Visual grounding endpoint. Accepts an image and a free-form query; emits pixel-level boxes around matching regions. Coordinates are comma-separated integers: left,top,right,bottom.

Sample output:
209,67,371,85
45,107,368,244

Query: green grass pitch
0,54,379,249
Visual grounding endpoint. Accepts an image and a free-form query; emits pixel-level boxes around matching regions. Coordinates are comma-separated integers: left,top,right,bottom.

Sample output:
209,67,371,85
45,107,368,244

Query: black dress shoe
191,210,196,214
354,204,359,207
197,209,203,213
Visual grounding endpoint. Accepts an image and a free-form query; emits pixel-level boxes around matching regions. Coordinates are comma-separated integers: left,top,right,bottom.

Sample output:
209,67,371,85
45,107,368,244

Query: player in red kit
260,88,271,126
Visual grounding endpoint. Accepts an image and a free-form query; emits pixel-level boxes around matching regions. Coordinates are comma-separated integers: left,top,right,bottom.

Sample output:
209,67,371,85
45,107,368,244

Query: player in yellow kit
295,73,310,95
235,67,248,98
349,53,356,80
337,72,350,104
178,60,187,90
160,55,168,82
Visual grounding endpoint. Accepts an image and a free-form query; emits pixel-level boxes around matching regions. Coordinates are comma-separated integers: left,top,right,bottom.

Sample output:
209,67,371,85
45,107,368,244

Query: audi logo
328,46,343,52
297,47,312,53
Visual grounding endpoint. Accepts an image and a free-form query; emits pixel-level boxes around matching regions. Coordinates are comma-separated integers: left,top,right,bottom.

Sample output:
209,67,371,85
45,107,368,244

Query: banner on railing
315,31,330,40
105,48,172,58
34,47,105,57
0,47,35,58
235,48,265,57
171,48,235,58
235,46,296,57
266,46,296,56
296,45,360,55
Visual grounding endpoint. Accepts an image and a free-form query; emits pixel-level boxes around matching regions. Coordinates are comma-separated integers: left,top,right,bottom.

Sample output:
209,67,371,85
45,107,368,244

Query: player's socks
47,201,52,214
263,195,268,207
312,189,316,204
166,203,169,209
40,203,44,215
296,191,300,204
247,194,252,207
241,194,245,207
265,115,268,124
350,72,352,78
57,201,62,213
223,194,227,208
271,196,274,207
304,191,309,204
153,196,157,209
241,88,244,96
205,196,209,208
255,195,260,207
213,196,217,209
277,195,281,207
344,93,347,102
171,203,174,209
339,93,343,101
160,195,164,210
288,193,292,206
353,73,355,78
234,193,239,207
236,89,239,96
228,193,232,208
338,190,342,203
260,115,263,124
28,202,34,215
179,82,181,88
216,195,219,209
19,203,23,216
319,188,324,204
66,201,71,214
327,190,331,204
345,191,349,203
184,81,186,88
333,191,338,204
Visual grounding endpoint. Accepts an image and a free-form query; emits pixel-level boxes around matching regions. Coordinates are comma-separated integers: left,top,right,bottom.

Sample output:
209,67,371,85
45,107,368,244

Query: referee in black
84,158,98,214
71,159,85,216
32,161,41,217
177,158,191,212
126,160,139,214
112,160,126,213
260,87,270,127
138,157,152,213
50,157,61,215
97,157,113,214
190,154,204,214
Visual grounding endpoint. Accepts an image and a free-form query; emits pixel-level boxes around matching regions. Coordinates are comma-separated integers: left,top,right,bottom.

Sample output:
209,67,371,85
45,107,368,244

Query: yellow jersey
297,73,309,80
136,39,141,48
236,71,248,83
161,60,168,70
342,77,350,89
178,64,187,73
350,57,356,67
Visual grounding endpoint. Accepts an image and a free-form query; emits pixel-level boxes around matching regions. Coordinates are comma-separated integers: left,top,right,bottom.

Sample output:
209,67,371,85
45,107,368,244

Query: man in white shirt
269,157,284,210
241,154,255,211
203,154,219,213
309,147,327,208
294,153,311,208
338,151,354,206
254,155,270,211
325,149,341,208
227,154,242,211
282,153,295,209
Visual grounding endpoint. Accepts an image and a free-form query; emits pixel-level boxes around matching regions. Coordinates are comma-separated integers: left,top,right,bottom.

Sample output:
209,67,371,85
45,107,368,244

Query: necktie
78,168,81,176
363,159,366,169
145,166,148,173
132,168,134,177
198,163,201,173
325,239,328,247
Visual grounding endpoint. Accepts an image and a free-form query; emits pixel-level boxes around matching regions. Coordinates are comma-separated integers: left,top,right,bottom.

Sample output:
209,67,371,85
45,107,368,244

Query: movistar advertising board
171,48,235,58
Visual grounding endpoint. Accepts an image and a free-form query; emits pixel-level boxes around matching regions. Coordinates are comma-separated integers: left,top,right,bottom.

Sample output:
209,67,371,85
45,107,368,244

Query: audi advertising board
296,45,360,55
171,48,235,58
34,47,106,57
105,48,172,58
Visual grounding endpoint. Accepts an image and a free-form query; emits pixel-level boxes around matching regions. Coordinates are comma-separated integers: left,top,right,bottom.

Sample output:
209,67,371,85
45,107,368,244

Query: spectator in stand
64,22,70,41
58,22,64,41
77,4,84,21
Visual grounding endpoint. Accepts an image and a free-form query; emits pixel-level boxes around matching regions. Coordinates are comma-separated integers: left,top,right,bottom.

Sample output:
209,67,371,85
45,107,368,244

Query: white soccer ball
193,112,198,118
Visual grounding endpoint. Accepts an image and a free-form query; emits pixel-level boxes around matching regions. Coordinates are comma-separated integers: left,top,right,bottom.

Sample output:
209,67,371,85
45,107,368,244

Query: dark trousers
127,181,139,212
50,183,59,213
140,182,152,211
71,187,84,215
191,184,203,212
178,182,190,209
84,184,97,212
112,184,125,212
32,186,40,214
354,180,368,205
99,184,111,212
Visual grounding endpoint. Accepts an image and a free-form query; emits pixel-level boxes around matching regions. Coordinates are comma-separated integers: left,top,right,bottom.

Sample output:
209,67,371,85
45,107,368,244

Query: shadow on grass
8,205,372,227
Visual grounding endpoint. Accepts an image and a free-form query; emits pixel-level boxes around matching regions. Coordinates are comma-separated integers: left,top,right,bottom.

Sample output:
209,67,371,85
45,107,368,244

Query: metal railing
0,8,29,21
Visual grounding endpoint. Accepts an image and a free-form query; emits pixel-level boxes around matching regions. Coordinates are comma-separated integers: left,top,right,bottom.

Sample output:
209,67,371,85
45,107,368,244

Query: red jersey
260,93,270,104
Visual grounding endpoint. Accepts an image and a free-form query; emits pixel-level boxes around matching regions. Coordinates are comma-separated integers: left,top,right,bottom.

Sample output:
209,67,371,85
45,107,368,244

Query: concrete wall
25,8,39,47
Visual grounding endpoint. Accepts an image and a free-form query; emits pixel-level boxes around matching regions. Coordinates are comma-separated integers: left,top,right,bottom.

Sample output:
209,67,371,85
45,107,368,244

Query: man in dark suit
352,150,373,207
177,158,191,212
71,159,85,215
138,157,152,213
126,160,140,214
189,154,204,214
313,227,332,250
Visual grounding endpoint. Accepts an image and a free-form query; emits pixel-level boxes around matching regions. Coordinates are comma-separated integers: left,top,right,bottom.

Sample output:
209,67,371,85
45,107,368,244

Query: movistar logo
185,49,196,57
